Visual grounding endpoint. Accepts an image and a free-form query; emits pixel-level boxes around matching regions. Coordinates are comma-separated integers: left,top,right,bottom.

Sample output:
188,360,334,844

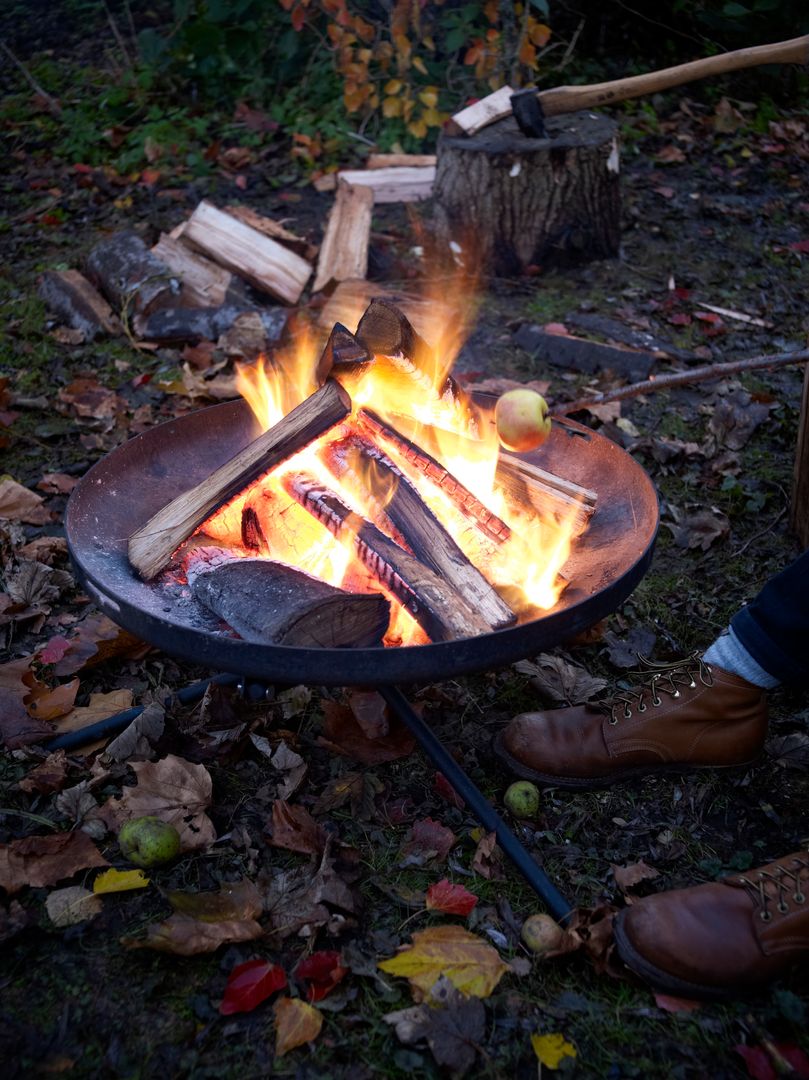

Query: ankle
702,630,780,690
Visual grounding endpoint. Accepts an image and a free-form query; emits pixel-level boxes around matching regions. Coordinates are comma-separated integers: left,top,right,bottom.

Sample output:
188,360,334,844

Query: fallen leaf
656,144,686,164
0,832,108,895
0,899,30,943
274,997,323,1056
603,627,657,669
0,656,54,749
269,739,308,800
471,832,503,880
45,885,102,927
55,781,98,825
514,653,608,705
49,613,148,676
379,925,510,998
220,959,287,1015
612,860,660,892
347,689,389,739
18,750,69,794
318,700,416,764
735,1042,809,1080
653,992,701,1013
294,950,348,1001
566,904,619,977
93,867,150,893
0,478,52,524
123,914,264,955
25,678,80,722
167,878,262,921
767,732,809,771
37,472,78,495
384,975,485,1075
425,879,478,917
100,754,215,852
101,703,165,763
433,771,464,809
400,818,456,866
262,852,357,939
665,508,730,551
268,801,326,856
6,561,70,609
531,1031,577,1069
708,393,770,451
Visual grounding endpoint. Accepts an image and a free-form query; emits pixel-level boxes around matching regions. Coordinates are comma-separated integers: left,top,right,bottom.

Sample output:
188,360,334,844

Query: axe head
510,89,547,138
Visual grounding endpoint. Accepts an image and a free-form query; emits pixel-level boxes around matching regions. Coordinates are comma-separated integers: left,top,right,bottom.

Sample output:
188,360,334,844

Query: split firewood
333,165,435,203
314,322,372,386
358,408,511,544
182,200,312,305
128,379,352,580
192,559,390,648
313,180,374,293
446,85,517,137
150,233,233,307
323,434,515,630
367,154,437,169
38,269,122,339
284,473,492,642
224,205,319,262
135,304,288,346
495,456,596,532
85,231,179,316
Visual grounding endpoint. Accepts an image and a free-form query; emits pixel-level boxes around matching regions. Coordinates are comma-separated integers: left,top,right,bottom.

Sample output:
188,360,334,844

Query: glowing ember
201,288,587,647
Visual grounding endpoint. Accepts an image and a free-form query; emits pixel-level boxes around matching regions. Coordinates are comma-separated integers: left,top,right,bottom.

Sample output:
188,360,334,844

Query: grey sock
703,628,780,689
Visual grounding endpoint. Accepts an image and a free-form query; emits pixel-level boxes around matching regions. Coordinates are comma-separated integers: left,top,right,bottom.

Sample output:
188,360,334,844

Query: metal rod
379,684,573,923
43,673,242,752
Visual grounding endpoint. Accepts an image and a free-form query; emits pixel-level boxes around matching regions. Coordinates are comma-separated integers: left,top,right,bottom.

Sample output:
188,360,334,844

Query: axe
447,34,809,138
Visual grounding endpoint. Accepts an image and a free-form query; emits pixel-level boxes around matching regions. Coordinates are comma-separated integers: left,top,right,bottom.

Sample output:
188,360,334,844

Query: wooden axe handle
448,35,809,136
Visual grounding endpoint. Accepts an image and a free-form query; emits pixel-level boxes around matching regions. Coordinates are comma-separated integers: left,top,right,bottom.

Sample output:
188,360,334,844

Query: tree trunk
791,363,809,549
433,111,620,274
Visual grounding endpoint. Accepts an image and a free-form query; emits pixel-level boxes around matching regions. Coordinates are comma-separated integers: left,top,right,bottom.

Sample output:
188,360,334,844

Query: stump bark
791,362,809,549
433,111,620,274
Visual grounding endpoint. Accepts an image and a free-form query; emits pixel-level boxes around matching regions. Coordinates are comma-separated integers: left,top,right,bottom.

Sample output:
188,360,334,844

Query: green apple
504,780,540,819
118,816,181,868
495,389,552,452
521,913,566,955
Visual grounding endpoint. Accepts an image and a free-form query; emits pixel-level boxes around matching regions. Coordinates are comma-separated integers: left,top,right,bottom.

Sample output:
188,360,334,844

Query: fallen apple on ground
118,816,182,868
495,388,552,452
504,780,540,819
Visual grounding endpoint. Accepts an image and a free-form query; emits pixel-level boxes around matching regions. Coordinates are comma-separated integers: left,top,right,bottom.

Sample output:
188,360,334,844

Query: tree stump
433,111,620,274
791,362,809,549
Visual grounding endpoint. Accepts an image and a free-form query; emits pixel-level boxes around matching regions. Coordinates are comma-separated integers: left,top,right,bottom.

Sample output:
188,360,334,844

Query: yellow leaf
531,1032,577,1069
378,925,510,998
94,868,150,894
383,96,403,118
530,21,552,47
412,56,427,75
384,78,402,94
274,997,323,1056
422,107,443,128
418,86,438,108
406,117,428,139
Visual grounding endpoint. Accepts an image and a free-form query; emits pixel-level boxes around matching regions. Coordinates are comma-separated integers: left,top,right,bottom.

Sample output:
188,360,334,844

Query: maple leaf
384,976,485,1075
379,925,510,998
0,832,108,895
425,879,478,917
18,750,69,795
100,754,215,852
273,997,323,1056
219,959,287,1015
514,653,607,705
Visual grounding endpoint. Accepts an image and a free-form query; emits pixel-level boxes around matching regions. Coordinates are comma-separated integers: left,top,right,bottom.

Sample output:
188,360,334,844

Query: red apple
495,389,552,452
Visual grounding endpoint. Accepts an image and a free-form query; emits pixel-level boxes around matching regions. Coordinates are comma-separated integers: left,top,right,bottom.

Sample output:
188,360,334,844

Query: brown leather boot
614,851,809,1000
494,654,767,789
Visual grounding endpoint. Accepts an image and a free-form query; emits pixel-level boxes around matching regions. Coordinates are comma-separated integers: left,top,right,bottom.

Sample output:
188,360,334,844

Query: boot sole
613,910,738,1002
491,732,760,791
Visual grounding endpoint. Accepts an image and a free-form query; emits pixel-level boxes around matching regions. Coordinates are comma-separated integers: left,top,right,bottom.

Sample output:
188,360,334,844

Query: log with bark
313,180,374,293
85,231,179,316
182,200,312,305
513,323,655,382
128,379,352,580
38,269,123,339
150,233,233,308
192,558,390,648
433,112,620,274
135,304,289,346
315,322,371,386
284,473,492,642
323,434,515,630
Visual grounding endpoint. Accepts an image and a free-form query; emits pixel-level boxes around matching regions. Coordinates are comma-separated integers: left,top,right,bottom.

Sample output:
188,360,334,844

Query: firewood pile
36,154,437,363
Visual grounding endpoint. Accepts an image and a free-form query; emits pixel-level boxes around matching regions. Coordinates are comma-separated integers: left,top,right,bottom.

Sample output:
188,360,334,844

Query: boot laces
602,653,713,725
738,853,809,922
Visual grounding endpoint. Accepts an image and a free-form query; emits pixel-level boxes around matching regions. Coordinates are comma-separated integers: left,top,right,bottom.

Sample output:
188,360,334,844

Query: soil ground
1,27,808,1080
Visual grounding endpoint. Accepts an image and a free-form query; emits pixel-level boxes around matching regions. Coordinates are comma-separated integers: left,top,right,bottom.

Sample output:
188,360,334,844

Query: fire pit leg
379,685,572,923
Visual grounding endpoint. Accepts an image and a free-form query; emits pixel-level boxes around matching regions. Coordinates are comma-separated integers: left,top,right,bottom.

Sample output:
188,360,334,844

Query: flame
199,276,586,647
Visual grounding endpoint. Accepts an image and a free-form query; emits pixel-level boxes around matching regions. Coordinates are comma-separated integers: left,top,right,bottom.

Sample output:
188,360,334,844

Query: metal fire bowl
65,397,658,686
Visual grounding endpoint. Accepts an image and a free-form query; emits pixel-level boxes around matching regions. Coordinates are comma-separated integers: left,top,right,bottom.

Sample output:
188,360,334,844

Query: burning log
319,280,460,346
191,559,390,648
313,180,374,293
284,474,491,642
357,408,511,544
315,322,371,386
496,455,596,531
85,231,179,316
182,200,312,305
128,379,352,581
324,435,516,630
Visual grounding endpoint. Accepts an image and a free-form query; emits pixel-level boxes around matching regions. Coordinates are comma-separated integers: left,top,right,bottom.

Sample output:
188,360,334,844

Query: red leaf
788,239,809,253
219,959,287,1015
294,950,348,1002
434,771,464,809
735,1043,809,1080
694,311,723,325
38,636,72,665
668,312,692,326
425,878,478,917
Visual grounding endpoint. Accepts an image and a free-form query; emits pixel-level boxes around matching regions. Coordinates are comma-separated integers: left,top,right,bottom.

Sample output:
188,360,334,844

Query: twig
557,350,809,415
0,41,62,116
732,505,787,557
101,0,134,68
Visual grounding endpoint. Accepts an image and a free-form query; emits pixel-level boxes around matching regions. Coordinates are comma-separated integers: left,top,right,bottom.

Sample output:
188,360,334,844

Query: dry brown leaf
49,613,148,676
0,478,52,524
665,507,730,552
18,750,70,795
167,878,262,922
514,654,608,705
45,885,103,927
471,832,504,881
25,678,80,722
268,801,327,856
347,690,389,739
101,754,216,852
273,997,323,1056
122,913,263,955
319,700,416,765
379,925,510,999
400,818,456,867
101,703,165,763
612,860,660,893
0,831,108,895
383,975,485,1076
